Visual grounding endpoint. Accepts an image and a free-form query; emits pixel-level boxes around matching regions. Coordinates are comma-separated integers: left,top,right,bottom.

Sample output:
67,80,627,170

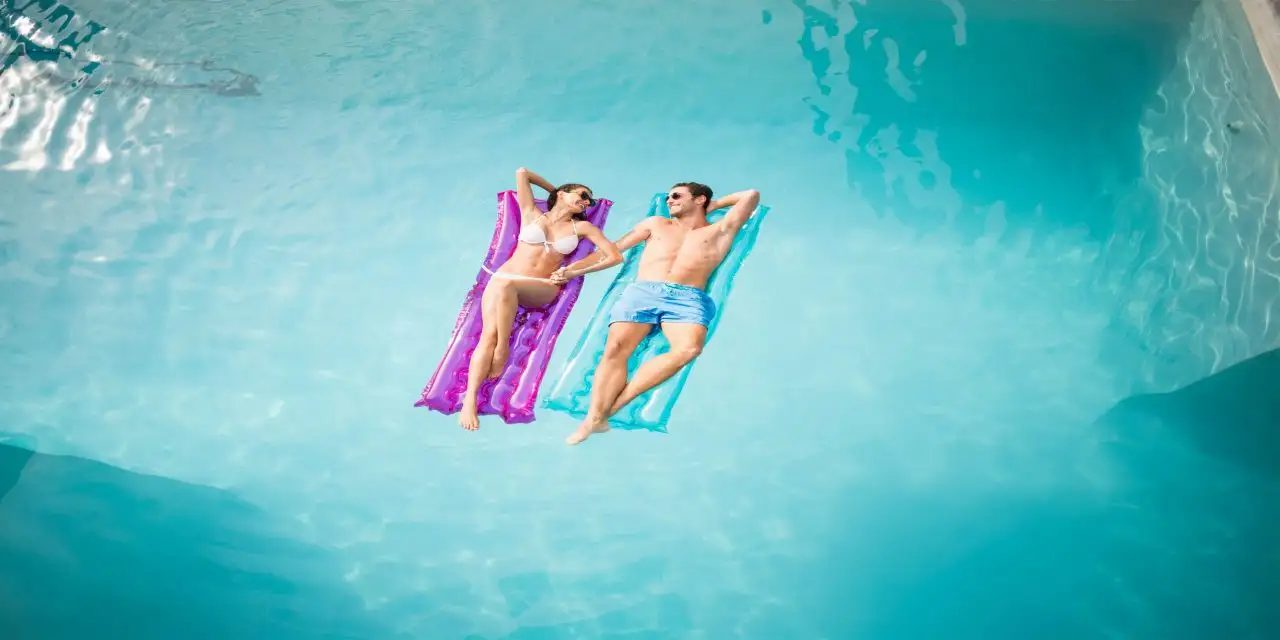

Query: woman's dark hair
546,183,594,220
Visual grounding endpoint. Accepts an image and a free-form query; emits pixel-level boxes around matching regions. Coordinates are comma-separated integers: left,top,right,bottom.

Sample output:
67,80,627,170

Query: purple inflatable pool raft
415,190,613,424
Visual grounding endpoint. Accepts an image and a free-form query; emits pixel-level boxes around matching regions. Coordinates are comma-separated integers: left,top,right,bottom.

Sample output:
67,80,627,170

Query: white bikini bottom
482,265,556,285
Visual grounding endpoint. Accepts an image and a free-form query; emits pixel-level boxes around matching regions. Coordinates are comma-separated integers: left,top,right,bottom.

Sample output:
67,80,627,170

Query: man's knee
671,342,703,363
603,329,644,361
603,338,634,361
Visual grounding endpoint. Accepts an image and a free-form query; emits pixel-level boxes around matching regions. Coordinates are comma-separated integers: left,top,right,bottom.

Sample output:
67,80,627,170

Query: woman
459,167,623,430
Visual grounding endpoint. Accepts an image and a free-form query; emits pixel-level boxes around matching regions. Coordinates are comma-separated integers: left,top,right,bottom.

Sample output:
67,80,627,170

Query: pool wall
1097,0,1280,395
3,1,1280,638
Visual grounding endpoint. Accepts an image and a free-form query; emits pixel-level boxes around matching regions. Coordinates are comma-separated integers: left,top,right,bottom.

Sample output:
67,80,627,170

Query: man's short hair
672,182,713,209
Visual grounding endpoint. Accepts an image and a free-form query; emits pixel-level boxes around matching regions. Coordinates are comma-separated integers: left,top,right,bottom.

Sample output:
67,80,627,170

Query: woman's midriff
496,244,564,278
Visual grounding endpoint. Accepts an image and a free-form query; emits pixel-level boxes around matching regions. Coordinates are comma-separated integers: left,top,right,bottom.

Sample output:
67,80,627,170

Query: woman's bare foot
487,344,509,379
459,398,480,431
565,415,611,445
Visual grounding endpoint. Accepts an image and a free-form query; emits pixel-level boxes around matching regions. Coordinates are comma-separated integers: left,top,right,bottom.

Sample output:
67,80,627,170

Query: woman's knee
483,281,517,314
486,278,516,300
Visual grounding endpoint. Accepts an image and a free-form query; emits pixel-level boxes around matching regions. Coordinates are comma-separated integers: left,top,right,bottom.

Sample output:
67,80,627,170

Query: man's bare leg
608,322,706,415
566,322,651,445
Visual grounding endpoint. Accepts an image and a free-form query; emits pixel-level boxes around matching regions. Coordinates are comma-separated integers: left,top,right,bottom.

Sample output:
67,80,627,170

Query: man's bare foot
565,415,611,446
487,345,509,379
459,398,480,431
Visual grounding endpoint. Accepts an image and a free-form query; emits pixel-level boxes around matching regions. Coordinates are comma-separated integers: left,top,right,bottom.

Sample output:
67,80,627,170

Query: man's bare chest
649,223,718,251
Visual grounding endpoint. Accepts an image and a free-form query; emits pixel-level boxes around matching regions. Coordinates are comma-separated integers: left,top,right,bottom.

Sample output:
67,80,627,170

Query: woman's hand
516,167,557,193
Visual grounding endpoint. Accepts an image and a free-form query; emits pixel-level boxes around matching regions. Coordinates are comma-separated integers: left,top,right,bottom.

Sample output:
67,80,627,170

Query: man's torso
634,218,735,290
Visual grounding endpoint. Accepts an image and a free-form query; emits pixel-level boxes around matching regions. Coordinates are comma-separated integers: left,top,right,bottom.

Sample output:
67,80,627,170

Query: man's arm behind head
712,189,761,235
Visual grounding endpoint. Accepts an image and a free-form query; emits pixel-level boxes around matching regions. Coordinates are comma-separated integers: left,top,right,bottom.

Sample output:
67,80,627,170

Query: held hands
550,267,576,285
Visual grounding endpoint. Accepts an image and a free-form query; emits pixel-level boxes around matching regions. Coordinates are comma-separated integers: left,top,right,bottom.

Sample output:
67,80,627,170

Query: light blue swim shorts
608,280,716,328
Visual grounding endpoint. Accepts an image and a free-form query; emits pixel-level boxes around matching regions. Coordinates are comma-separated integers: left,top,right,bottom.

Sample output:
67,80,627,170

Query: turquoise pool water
2,0,1279,638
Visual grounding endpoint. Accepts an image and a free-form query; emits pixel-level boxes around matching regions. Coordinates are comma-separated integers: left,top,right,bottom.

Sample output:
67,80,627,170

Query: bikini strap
571,218,579,234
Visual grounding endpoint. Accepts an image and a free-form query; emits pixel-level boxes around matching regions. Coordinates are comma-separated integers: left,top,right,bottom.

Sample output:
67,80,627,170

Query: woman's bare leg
488,278,560,376
486,283,520,378
459,275,561,430
459,284,506,430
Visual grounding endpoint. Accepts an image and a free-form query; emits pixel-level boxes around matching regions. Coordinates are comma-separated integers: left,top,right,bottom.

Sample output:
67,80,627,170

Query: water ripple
1098,0,1280,392
2,0,1278,637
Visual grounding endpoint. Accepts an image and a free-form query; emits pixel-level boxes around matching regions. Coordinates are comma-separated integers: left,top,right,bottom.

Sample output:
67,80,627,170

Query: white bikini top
519,215,579,254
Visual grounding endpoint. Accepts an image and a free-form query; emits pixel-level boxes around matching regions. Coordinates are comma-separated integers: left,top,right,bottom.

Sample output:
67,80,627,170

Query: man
551,182,761,445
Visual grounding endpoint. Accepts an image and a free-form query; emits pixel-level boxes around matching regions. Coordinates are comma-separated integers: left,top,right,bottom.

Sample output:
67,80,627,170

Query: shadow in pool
0,437,397,640
787,348,1280,638
1095,347,1280,479
798,480,1279,638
